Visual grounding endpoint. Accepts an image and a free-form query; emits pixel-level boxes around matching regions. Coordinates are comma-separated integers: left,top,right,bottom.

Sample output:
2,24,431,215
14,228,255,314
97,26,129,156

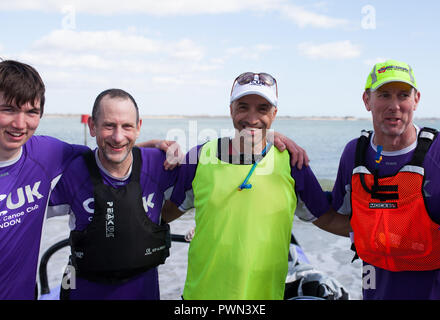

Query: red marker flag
81,114,90,124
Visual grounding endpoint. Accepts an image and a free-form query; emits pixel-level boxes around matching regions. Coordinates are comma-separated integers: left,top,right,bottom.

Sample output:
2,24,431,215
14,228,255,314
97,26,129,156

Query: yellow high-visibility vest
183,139,297,300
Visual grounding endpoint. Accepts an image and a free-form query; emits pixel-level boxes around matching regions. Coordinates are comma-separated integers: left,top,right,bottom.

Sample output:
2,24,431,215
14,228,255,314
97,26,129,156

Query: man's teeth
9,132,24,137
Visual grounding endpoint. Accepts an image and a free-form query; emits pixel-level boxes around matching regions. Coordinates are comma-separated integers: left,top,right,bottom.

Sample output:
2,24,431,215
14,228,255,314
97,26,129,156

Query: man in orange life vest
332,59,440,299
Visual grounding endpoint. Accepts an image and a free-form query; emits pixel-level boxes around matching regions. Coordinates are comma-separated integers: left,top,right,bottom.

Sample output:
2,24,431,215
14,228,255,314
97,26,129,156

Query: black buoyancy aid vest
69,147,171,283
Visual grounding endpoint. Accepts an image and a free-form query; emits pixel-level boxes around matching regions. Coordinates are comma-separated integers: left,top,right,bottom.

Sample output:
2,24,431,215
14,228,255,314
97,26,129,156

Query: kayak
38,233,349,300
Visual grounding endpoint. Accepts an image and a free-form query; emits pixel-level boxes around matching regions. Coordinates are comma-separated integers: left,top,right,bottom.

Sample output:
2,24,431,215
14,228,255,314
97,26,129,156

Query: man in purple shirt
332,59,440,299
163,72,350,299
0,60,175,300
48,89,181,299
0,60,89,300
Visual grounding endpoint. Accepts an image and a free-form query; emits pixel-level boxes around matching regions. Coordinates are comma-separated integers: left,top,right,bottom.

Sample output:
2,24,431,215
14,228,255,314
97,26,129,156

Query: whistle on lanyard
375,145,383,167
238,144,270,191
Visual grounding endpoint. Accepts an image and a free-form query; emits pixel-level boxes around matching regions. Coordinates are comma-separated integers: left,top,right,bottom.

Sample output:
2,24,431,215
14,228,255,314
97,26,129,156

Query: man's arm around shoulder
312,208,351,237
161,200,186,223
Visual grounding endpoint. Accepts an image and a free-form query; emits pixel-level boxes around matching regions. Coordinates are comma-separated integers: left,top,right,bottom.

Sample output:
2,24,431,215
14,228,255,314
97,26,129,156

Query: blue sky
0,0,439,118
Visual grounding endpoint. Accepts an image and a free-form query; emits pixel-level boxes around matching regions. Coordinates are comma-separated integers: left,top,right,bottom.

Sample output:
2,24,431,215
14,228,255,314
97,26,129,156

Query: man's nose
111,126,125,143
244,111,260,126
11,112,26,129
388,96,401,112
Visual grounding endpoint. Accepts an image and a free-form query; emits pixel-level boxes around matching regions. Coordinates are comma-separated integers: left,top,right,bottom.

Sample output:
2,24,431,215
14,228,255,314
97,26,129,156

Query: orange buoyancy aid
351,128,440,271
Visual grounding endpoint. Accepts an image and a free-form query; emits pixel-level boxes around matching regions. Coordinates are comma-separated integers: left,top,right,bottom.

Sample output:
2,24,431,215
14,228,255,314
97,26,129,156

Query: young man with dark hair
0,60,89,299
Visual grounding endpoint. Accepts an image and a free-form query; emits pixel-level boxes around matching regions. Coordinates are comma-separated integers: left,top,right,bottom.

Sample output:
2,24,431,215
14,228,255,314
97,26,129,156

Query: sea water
36,116,440,300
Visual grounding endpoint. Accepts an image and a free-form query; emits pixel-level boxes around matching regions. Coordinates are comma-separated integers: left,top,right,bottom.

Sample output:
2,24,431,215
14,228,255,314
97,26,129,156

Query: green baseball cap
365,59,417,91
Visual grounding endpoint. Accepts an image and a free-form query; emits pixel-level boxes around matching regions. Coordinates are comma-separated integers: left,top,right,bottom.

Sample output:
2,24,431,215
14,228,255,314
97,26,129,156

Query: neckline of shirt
0,147,23,168
94,149,132,181
370,125,420,157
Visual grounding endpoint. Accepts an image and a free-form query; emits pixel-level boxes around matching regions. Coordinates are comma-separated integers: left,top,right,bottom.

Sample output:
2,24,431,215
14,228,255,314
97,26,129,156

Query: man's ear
413,90,421,111
88,116,97,137
136,119,142,139
363,91,372,112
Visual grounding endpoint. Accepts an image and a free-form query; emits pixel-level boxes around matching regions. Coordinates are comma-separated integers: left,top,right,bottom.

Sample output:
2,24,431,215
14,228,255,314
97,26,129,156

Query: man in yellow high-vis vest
163,72,350,300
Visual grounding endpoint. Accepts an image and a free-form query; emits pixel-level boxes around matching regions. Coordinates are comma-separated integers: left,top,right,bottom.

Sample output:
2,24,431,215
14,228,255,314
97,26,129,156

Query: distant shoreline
43,113,440,121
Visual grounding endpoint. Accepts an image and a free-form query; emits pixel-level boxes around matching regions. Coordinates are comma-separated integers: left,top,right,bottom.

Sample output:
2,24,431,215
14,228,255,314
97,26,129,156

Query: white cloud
0,0,283,15
169,39,205,61
281,4,348,28
33,30,162,55
298,40,361,60
151,75,221,87
27,29,206,70
0,0,349,29
225,44,275,61
12,28,222,93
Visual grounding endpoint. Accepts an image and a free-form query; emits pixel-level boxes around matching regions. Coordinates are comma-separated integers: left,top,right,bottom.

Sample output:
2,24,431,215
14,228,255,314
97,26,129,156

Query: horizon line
42,113,440,121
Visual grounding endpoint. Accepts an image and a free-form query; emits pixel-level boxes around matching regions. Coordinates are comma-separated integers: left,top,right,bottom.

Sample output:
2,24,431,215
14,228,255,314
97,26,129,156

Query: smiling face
0,92,41,161
230,94,277,152
363,82,419,150
88,95,141,175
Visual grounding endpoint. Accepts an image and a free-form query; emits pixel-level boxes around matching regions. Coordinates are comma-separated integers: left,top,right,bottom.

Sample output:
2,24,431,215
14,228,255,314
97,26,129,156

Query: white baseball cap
230,72,278,107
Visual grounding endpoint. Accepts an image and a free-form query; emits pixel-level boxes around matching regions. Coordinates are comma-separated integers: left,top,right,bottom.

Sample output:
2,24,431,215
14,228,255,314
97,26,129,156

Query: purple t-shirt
49,147,179,300
332,128,440,300
0,136,88,300
170,141,329,220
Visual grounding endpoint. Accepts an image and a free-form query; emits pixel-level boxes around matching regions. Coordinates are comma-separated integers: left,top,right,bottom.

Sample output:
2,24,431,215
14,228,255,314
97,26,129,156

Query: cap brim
371,79,417,91
230,84,277,106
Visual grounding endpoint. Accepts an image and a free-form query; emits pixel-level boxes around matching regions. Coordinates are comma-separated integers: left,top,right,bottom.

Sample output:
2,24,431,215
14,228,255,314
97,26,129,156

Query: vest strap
82,147,142,185
354,130,371,167
408,127,438,167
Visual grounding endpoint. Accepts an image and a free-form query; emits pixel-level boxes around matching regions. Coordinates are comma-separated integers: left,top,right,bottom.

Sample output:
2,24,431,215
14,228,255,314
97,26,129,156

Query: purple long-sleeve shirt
0,136,88,300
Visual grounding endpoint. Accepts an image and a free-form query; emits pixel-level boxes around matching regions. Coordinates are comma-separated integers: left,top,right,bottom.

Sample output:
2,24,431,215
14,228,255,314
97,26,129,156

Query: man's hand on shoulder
268,131,310,169
136,139,184,170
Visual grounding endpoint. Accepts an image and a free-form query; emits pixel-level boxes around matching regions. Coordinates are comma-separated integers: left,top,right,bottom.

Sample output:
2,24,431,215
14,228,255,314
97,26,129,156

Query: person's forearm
312,208,352,237
161,200,185,223
135,139,162,148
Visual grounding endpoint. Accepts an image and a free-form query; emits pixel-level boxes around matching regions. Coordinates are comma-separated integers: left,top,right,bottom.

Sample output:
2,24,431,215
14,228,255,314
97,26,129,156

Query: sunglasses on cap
230,72,278,97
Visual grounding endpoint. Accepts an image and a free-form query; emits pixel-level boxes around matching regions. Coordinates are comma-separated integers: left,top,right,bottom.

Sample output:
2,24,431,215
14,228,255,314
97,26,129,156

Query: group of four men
0,58,439,300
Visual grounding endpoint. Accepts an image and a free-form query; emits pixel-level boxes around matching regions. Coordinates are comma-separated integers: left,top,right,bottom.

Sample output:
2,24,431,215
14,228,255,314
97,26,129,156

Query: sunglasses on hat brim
231,72,278,97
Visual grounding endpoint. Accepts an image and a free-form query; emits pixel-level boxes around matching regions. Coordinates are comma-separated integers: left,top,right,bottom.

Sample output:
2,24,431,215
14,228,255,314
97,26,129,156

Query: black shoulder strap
131,147,142,183
408,127,438,167
354,130,399,201
354,130,372,167
82,150,103,186
217,137,230,162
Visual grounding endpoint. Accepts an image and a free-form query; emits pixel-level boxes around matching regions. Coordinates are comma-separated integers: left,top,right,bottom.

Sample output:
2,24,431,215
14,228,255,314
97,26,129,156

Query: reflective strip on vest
183,139,297,299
